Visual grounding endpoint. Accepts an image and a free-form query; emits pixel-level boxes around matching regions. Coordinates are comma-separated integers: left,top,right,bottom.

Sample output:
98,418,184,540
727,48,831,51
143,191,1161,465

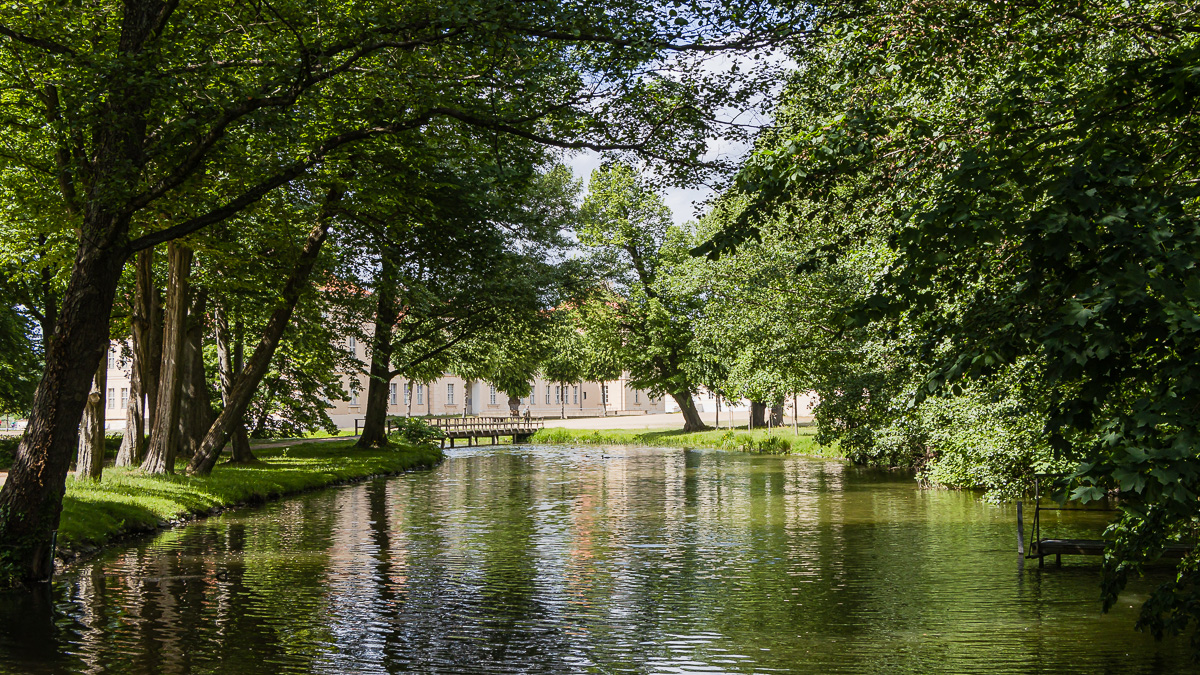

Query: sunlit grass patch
529,426,841,459
57,441,443,554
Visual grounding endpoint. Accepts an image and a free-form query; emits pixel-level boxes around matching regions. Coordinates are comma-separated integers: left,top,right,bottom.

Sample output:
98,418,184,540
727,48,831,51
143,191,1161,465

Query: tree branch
127,117,430,251
0,22,75,56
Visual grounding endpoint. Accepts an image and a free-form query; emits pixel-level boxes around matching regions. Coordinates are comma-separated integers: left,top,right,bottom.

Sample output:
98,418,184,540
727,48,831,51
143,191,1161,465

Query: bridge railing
426,416,544,435
354,416,544,436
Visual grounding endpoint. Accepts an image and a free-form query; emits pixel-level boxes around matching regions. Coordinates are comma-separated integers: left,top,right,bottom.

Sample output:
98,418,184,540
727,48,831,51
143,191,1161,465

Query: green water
0,445,1188,673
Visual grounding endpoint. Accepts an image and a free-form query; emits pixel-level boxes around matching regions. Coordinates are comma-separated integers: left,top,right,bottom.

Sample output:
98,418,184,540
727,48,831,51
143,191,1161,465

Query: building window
602,385,609,405
583,391,587,400
545,385,551,405
447,383,455,405
107,352,115,369
490,385,497,405
635,390,640,404
555,385,561,404
573,386,578,404
120,388,129,409
417,384,424,405
389,383,397,405
107,388,115,409
708,390,714,399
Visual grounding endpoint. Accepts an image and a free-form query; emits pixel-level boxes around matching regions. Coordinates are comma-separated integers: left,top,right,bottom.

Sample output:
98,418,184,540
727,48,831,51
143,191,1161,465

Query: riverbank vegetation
531,426,838,458
0,0,1194,654
55,440,441,566
0,0,802,586
685,0,1200,649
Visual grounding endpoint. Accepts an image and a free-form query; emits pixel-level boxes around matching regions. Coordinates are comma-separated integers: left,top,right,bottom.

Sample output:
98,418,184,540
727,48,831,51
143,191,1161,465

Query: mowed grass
58,440,443,554
529,426,842,459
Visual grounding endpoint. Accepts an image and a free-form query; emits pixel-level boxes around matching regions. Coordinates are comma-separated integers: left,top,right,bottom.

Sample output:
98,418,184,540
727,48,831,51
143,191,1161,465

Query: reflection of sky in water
0,444,1186,674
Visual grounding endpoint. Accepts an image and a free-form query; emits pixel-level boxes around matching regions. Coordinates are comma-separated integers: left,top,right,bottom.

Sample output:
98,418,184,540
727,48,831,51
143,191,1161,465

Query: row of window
344,381,646,408
106,388,129,410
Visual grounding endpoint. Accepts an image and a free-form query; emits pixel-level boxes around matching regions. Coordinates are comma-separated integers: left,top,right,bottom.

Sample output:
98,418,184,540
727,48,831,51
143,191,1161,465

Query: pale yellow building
99,333,666,432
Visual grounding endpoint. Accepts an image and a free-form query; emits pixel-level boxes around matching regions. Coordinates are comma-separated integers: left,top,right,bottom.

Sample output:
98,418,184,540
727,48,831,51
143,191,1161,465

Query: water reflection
0,445,1186,674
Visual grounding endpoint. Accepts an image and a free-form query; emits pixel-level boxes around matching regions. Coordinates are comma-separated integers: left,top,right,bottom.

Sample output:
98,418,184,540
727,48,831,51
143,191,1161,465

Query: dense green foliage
387,417,446,448
579,164,712,429
694,0,1200,648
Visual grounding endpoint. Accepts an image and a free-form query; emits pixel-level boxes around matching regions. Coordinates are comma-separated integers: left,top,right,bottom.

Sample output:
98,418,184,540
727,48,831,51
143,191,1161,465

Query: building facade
99,336,666,431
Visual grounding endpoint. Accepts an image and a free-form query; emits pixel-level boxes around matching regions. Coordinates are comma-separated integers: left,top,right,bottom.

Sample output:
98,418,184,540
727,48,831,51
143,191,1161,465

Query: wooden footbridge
1018,474,1194,567
427,416,544,447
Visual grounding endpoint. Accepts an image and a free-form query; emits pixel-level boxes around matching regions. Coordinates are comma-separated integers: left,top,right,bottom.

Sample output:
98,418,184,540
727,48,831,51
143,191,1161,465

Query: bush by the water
388,417,445,447
718,430,791,455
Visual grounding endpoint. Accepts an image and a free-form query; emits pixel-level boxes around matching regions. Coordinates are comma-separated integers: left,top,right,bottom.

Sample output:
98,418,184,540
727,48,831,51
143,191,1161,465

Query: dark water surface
0,445,1188,673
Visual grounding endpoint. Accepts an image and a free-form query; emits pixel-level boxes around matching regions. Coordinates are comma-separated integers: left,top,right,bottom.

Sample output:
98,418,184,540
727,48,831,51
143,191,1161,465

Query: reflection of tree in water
370,453,577,672
1,449,1190,674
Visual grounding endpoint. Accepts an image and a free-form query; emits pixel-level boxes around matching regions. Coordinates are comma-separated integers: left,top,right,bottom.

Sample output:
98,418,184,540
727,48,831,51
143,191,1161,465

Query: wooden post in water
1016,500,1025,556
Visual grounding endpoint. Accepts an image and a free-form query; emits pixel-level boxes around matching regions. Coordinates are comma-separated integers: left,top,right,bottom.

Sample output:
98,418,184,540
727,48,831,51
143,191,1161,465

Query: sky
563,50,789,226
565,138,752,227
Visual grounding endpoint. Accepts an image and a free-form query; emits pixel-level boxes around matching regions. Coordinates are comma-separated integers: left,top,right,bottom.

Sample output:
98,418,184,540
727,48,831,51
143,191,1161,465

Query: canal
0,445,1187,673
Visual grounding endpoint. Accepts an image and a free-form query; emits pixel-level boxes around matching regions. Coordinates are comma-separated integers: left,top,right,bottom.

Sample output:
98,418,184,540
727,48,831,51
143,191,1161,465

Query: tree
541,314,586,419
580,164,708,431
0,0,799,585
577,300,625,417
345,143,578,446
697,0,1200,646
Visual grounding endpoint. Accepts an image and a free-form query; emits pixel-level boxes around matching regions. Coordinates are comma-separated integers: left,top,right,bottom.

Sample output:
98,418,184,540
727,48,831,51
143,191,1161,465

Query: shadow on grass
56,440,443,552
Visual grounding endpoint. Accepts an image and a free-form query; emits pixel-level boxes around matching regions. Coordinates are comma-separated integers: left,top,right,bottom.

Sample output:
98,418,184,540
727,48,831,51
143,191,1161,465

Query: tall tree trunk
792,393,799,436
178,287,211,459
358,249,398,448
0,214,132,584
770,403,784,428
0,0,195,584
215,303,257,463
560,382,566,419
750,401,766,429
119,249,156,466
141,242,192,474
144,281,163,433
75,351,109,481
674,392,706,432
189,186,343,475
229,319,254,462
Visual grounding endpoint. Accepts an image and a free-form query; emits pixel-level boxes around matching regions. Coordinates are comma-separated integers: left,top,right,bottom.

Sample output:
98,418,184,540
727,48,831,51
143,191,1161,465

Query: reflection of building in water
317,484,391,672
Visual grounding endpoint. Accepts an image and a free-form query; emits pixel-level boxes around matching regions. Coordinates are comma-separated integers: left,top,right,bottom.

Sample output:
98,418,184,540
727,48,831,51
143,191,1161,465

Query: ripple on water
0,445,1188,674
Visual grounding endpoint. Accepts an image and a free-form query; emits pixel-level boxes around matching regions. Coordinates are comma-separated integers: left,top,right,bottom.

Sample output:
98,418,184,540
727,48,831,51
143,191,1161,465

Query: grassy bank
56,439,443,560
529,426,843,458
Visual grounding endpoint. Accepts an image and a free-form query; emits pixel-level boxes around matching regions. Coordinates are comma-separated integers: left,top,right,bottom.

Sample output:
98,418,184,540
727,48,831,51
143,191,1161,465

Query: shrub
388,417,445,447
755,436,791,455
0,436,16,470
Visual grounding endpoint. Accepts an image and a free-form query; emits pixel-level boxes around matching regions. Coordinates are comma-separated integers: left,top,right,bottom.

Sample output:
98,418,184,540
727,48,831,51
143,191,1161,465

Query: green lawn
528,426,842,458
57,440,443,557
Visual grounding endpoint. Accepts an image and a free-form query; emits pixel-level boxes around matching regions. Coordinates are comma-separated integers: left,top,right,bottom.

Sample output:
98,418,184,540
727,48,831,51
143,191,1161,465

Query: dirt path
538,411,754,430
249,435,361,449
